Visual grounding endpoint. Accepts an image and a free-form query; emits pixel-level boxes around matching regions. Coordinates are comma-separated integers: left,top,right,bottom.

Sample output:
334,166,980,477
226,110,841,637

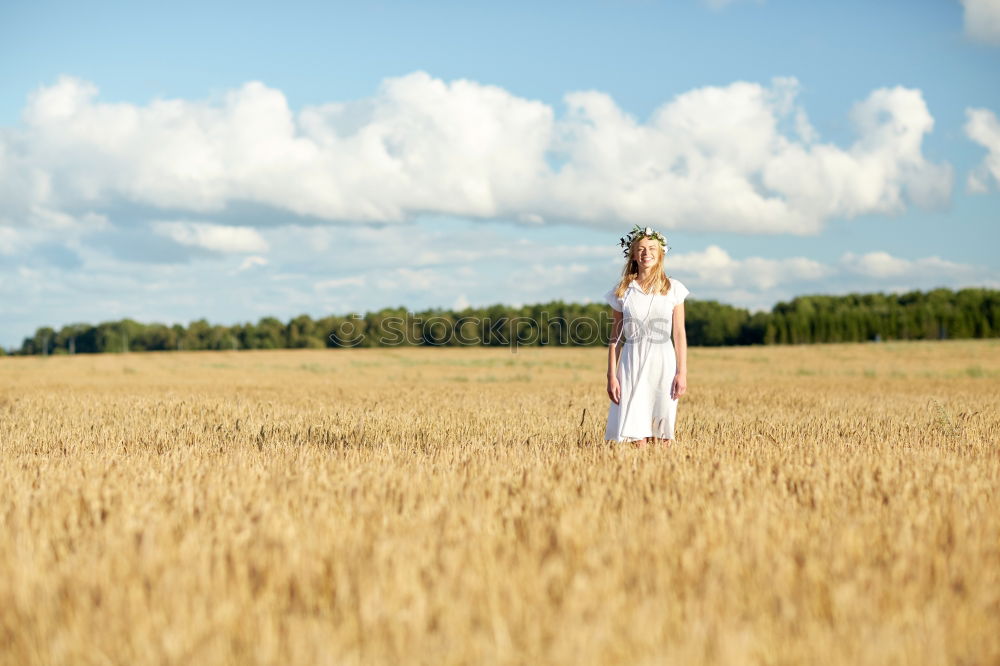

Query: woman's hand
671,373,687,400
607,376,621,404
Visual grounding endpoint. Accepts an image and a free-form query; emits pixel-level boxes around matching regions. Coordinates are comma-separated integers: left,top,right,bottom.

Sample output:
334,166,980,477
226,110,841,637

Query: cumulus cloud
0,220,104,258
961,0,1000,44
375,267,444,291
315,275,364,290
839,251,980,280
667,245,831,290
521,262,591,288
152,221,268,253
408,241,608,267
0,228,22,255
0,73,951,237
965,107,1000,192
238,255,268,271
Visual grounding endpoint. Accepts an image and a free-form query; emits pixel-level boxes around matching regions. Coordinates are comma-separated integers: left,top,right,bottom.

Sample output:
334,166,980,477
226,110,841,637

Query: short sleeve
604,287,623,312
670,279,689,306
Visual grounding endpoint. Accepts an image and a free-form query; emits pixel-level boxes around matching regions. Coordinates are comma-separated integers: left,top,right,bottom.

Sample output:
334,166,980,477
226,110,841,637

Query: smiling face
633,237,662,270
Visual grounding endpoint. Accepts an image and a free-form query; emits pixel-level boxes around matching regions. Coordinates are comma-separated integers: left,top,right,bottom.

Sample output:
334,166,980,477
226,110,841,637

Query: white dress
604,278,690,442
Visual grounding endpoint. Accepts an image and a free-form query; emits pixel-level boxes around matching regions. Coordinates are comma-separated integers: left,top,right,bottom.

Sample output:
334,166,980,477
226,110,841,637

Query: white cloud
375,267,443,291
452,294,471,310
315,275,364,290
238,255,268,271
762,86,952,218
0,73,951,237
0,220,101,257
525,262,591,285
544,78,950,234
840,251,980,280
839,251,911,278
408,241,609,267
0,227,22,255
667,245,830,290
965,107,1000,192
152,221,269,253
961,0,1000,44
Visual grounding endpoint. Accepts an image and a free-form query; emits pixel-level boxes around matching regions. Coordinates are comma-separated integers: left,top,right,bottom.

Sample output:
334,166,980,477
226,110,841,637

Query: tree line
6,287,999,356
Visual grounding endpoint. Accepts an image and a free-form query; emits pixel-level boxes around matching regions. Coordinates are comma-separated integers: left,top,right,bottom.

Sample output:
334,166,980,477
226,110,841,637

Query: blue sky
1,0,999,349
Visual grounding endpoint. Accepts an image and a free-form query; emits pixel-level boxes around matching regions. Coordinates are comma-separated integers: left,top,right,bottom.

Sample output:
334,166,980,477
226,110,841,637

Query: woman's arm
607,308,623,404
671,303,687,400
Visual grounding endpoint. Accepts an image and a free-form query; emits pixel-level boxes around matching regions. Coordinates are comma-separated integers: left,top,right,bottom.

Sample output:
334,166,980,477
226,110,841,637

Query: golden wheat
1,341,998,665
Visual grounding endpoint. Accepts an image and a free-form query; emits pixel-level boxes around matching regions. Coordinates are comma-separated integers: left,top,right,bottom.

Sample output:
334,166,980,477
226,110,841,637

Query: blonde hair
613,236,671,298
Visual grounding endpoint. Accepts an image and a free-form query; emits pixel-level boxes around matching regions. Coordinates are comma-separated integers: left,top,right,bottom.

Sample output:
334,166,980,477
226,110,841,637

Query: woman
604,225,689,446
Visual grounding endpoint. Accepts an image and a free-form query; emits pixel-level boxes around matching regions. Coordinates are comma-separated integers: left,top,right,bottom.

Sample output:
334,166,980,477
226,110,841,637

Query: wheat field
1,341,998,665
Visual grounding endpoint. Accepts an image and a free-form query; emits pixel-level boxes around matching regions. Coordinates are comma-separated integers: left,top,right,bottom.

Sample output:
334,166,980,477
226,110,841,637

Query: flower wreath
619,224,669,258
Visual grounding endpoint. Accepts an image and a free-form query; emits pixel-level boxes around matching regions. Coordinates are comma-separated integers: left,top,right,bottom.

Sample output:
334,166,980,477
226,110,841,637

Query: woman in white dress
604,225,689,446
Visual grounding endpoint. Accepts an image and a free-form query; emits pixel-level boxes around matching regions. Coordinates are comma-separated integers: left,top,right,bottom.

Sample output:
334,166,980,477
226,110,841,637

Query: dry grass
1,340,998,665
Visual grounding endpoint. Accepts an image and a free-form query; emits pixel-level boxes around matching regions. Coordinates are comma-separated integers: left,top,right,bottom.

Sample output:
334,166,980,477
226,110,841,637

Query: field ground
1,340,999,665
